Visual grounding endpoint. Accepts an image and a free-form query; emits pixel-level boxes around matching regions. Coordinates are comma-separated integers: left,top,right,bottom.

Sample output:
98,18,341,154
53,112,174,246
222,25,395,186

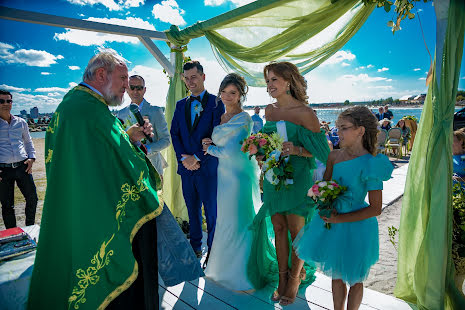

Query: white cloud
0,48,63,67
386,79,393,82
68,65,81,70
66,0,144,11
338,74,387,83
413,68,421,71
54,17,156,46
204,0,255,6
34,87,70,93
367,64,374,68
341,62,350,67
69,82,78,88
368,86,393,90
461,76,465,80
321,50,356,66
11,92,62,114
41,72,52,75
0,42,14,55
152,0,186,25
358,66,365,70
47,92,64,97
0,84,31,92
418,77,426,80
377,67,389,72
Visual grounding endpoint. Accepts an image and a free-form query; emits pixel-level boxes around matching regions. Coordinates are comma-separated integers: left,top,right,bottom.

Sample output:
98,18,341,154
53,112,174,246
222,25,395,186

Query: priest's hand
127,120,153,143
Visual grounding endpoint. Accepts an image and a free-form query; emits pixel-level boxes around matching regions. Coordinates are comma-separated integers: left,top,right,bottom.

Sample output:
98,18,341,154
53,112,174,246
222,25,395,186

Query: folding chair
386,128,402,159
377,129,388,155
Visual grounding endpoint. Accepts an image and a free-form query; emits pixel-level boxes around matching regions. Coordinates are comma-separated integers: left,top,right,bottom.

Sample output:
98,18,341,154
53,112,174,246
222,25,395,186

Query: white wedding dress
204,111,261,290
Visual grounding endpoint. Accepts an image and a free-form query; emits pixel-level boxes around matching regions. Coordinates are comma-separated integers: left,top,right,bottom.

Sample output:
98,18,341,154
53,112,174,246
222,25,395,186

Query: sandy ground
0,138,405,296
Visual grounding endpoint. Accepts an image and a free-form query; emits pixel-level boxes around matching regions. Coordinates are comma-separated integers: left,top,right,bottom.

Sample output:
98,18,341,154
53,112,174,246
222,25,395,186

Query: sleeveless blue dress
293,153,393,285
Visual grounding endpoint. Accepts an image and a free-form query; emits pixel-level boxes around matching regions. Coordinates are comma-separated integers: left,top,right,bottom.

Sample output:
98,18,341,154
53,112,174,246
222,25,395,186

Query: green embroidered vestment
27,86,163,310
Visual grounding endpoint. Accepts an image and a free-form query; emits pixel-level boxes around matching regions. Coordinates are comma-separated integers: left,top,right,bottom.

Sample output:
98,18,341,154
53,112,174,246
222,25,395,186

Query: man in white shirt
0,89,38,228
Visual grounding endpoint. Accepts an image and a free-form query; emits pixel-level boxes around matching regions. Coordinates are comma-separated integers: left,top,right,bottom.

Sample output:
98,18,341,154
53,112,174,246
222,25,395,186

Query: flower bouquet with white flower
307,180,347,229
262,149,294,191
240,132,283,159
241,132,294,191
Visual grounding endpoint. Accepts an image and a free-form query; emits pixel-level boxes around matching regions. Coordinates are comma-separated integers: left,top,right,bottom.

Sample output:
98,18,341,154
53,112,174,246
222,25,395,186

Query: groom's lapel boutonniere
194,103,203,116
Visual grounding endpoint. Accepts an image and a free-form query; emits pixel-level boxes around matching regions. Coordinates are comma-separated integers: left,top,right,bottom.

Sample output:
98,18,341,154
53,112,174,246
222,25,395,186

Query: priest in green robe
27,49,162,310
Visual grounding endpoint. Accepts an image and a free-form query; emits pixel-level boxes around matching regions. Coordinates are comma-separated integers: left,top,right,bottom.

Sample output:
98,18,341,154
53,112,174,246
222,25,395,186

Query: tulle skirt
293,213,379,286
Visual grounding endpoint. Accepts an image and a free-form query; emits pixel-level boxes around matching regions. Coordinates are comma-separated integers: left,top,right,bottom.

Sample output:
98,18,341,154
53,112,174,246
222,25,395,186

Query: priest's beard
102,79,123,107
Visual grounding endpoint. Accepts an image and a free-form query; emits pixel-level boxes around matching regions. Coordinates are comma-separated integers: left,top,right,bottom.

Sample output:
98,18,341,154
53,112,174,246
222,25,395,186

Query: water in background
247,106,462,128
30,107,461,139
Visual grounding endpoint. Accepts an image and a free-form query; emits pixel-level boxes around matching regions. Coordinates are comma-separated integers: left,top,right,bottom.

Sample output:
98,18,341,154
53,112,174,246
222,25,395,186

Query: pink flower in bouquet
241,144,246,152
249,144,258,155
259,139,267,147
311,184,320,196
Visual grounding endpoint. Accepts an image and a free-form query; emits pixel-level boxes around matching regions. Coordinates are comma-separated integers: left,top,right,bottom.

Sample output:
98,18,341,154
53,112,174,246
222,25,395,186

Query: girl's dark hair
217,73,248,106
263,62,308,104
396,119,406,129
338,106,379,155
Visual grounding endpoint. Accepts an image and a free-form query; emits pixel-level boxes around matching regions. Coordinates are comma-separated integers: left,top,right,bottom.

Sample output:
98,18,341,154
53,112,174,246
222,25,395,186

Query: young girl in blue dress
293,106,393,310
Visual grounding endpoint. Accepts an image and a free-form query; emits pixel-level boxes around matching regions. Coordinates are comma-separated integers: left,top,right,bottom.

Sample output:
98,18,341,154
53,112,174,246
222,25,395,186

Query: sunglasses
0,99,12,104
129,85,144,91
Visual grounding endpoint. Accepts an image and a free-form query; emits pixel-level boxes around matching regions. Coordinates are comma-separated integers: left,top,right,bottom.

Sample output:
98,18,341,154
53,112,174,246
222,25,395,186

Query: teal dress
247,121,330,289
293,154,393,286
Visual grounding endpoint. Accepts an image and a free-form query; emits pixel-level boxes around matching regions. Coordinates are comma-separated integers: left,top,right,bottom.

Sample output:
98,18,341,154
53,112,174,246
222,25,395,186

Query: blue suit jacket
170,92,225,176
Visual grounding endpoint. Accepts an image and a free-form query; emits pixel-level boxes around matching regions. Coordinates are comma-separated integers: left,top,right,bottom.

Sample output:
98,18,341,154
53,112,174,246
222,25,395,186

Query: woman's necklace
222,109,242,124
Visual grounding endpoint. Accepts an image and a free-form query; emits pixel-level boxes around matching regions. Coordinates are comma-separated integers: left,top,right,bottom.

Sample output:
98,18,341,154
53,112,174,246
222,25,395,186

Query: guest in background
384,105,394,120
251,106,264,134
0,89,38,229
379,118,392,131
375,107,384,121
117,75,170,176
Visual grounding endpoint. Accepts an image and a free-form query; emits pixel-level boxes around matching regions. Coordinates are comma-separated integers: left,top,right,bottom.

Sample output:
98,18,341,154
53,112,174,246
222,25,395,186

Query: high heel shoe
279,273,301,306
270,269,288,302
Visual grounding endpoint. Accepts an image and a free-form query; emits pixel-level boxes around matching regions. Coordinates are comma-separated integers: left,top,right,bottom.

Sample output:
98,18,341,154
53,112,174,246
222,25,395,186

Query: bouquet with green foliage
452,182,465,274
307,180,347,229
241,132,294,191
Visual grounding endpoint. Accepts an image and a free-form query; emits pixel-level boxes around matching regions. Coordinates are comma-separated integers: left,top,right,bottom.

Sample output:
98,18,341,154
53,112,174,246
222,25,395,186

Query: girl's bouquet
241,132,293,191
307,180,347,229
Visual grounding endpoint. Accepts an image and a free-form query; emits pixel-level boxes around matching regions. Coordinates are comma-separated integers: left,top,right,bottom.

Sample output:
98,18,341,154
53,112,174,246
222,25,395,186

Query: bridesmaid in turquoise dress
293,106,393,310
247,62,330,306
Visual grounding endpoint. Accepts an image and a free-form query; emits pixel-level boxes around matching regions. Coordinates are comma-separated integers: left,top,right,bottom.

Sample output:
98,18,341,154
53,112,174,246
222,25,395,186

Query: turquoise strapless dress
293,154,393,286
247,121,331,289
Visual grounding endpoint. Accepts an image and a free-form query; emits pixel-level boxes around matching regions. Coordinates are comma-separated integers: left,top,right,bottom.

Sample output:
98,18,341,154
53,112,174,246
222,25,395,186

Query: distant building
30,107,39,119
412,94,426,104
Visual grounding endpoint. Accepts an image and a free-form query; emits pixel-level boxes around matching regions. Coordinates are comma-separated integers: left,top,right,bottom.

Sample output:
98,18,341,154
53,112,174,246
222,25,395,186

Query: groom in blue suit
170,61,224,261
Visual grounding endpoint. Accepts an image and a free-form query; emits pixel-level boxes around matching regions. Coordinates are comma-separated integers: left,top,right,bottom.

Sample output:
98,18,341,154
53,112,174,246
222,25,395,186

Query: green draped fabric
165,0,374,86
394,1,465,309
27,86,163,310
161,49,189,221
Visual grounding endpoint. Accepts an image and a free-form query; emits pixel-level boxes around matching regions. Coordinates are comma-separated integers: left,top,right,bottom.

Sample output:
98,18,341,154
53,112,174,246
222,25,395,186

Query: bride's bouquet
307,180,347,229
241,132,293,191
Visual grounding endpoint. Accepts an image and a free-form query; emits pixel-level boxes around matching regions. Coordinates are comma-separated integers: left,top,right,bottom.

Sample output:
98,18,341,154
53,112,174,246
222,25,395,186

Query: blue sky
0,0,464,114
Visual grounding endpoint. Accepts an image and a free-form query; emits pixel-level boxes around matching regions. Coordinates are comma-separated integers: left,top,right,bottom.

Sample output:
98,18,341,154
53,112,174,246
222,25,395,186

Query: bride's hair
217,73,248,107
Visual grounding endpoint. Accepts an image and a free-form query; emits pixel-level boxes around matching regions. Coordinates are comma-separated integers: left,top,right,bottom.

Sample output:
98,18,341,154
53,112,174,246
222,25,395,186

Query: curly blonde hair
263,62,308,104
338,106,379,155
454,128,465,151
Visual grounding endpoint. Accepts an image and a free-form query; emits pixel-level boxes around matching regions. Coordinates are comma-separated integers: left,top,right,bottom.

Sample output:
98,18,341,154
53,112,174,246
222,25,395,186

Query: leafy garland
362,0,433,33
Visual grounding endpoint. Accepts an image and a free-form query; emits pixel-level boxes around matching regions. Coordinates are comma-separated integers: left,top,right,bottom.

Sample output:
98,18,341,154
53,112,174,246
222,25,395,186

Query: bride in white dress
202,73,261,291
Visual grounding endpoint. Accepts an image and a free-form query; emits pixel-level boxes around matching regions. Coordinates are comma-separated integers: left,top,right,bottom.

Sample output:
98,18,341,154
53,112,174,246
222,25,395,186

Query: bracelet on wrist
299,146,303,156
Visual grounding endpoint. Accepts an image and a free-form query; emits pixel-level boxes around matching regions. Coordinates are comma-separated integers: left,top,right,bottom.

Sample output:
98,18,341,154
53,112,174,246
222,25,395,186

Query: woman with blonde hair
248,62,330,306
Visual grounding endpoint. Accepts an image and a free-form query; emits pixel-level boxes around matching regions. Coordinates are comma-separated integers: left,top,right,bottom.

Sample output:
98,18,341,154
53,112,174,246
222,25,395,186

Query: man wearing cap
0,89,38,228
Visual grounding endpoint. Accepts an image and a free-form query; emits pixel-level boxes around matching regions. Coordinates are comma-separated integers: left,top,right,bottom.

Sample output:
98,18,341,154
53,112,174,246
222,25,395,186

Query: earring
286,84,291,95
